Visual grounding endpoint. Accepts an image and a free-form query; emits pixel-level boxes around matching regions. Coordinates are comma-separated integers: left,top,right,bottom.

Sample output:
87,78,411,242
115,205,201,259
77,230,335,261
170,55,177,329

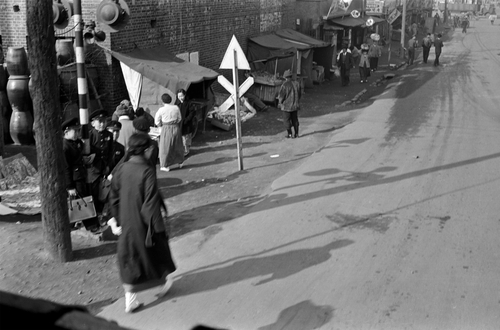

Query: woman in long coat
108,133,176,313
358,44,371,83
154,93,184,172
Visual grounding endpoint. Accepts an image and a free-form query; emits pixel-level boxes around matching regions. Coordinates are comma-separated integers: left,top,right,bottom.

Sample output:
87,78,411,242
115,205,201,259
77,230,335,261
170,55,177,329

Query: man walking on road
422,33,432,64
337,44,355,86
277,70,301,139
434,33,444,67
407,35,418,66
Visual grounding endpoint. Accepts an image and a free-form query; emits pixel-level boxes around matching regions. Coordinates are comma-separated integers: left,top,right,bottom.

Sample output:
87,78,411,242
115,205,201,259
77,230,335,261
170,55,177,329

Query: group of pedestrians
337,40,382,86
62,98,190,312
408,32,444,67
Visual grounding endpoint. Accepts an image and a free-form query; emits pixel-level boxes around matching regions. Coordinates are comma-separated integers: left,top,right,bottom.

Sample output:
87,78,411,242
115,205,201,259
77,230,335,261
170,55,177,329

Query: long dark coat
109,156,176,291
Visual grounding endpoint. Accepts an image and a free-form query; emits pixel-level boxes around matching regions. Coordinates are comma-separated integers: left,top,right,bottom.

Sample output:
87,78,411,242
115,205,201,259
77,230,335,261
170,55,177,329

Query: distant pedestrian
337,44,355,87
175,89,195,157
434,33,444,66
407,35,418,65
358,44,371,83
489,14,497,25
368,41,382,71
109,133,177,313
461,16,469,33
277,70,301,138
412,22,418,36
422,33,432,63
435,12,441,25
154,93,184,172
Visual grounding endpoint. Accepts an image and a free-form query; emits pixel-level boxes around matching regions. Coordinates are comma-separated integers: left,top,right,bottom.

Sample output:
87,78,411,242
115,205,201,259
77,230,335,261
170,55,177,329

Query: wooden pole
401,0,407,59
232,49,244,171
388,23,392,66
27,0,72,262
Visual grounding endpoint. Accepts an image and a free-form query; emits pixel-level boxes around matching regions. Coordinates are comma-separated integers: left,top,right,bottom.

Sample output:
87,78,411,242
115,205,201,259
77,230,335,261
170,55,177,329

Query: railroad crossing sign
217,75,254,112
218,35,254,171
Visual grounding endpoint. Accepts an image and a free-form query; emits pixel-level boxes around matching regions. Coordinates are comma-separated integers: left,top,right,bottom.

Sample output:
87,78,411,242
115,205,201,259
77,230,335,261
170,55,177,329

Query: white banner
366,0,384,13
387,8,401,24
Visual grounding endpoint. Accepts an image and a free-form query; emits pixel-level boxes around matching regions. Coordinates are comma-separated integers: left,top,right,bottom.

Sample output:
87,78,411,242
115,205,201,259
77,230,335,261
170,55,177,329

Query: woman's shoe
124,292,142,313
160,167,170,172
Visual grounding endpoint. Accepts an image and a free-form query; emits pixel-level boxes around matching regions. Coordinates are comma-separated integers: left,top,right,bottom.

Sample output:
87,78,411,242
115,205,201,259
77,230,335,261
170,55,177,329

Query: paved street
99,19,500,330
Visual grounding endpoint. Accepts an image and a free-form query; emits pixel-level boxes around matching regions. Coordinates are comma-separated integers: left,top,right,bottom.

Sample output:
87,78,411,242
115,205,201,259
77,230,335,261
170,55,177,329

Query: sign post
219,35,253,171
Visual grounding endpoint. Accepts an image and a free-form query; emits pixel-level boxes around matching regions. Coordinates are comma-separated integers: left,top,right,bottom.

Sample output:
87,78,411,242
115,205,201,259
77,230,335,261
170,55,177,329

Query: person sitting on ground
243,91,270,112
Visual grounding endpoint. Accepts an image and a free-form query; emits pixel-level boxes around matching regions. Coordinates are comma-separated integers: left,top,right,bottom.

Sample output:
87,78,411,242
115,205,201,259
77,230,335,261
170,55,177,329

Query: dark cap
90,110,108,121
106,120,122,131
133,116,150,132
62,117,80,130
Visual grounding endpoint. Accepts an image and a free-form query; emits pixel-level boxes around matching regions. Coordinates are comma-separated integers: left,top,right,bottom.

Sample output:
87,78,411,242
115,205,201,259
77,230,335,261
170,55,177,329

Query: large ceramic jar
6,47,29,76
6,75,34,145
55,39,75,66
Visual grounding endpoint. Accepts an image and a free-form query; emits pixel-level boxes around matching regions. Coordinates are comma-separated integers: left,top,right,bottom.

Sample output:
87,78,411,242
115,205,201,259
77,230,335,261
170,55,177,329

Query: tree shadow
166,195,266,238
251,151,500,214
169,239,353,297
142,238,353,311
72,243,117,261
258,300,334,330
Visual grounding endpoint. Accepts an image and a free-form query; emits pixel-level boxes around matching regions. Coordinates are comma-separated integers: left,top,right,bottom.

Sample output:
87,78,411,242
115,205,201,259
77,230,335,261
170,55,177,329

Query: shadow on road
141,238,353,312
257,300,334,330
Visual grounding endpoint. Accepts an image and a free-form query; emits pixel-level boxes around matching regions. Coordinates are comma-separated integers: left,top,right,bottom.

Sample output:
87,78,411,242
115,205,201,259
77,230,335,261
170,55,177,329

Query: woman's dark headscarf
127,133,152,158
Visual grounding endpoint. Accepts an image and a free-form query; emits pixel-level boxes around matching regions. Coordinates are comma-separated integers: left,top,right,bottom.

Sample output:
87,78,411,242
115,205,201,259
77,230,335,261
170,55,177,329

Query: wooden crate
251,83,281,105
210,118,234,131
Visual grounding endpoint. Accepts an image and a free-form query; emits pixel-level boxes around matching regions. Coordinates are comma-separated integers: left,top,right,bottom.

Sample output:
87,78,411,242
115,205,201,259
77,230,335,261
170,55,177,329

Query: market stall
108,45,219,138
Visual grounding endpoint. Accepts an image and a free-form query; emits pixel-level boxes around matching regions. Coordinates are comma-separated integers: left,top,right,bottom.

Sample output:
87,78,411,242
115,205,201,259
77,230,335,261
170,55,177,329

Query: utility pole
444,0,448,23
27,0,72,262
401,0,407,59
73,0,92,163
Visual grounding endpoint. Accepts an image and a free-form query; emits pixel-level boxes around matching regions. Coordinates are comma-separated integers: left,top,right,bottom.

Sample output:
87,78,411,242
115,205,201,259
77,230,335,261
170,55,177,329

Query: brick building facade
1,0,297,112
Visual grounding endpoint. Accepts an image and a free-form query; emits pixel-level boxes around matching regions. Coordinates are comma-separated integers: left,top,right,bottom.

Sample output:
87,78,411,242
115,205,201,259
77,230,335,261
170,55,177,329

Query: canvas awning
327,16,367,27
109,45,219,92
249,34,312,51
275,28,330,48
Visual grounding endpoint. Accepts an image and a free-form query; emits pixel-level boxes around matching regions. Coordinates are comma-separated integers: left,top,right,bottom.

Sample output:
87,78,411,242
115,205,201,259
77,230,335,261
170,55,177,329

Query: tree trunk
27,0,72,262
0,43,4,158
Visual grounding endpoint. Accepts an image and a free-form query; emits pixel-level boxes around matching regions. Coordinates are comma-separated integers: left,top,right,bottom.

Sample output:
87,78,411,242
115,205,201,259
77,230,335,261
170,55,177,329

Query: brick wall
1,0,297,112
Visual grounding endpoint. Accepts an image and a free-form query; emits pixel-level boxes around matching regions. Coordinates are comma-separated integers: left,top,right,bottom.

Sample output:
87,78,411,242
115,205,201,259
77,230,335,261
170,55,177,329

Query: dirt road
98,20,500,329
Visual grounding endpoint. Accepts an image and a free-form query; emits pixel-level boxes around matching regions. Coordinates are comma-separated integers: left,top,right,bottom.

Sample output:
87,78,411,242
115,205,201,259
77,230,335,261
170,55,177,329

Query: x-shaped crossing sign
217,75,254,112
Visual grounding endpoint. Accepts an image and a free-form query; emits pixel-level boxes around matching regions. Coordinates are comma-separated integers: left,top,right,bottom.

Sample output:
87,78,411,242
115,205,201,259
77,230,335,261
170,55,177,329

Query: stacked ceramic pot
1,55,13,144
5,46,34,145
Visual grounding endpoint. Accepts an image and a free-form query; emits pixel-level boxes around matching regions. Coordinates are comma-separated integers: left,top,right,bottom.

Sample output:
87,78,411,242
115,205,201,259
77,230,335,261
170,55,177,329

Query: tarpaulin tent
109,45,219,120
275,29,334,80
247,34,316,87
